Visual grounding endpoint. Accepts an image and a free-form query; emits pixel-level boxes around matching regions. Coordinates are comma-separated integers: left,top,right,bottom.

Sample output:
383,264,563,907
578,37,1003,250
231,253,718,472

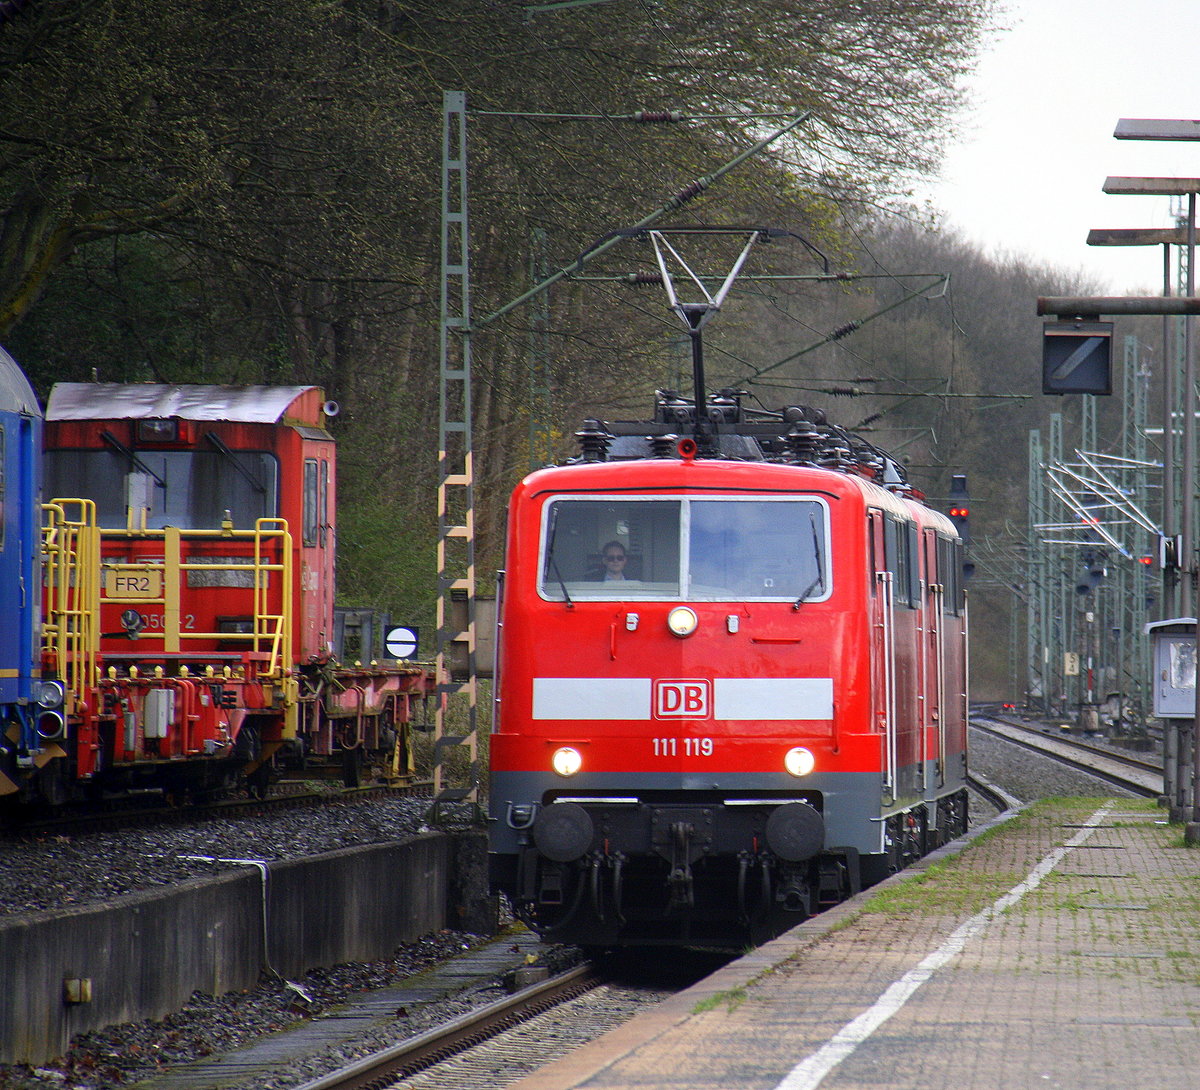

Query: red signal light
949,506,969,518
1138,556,1153,565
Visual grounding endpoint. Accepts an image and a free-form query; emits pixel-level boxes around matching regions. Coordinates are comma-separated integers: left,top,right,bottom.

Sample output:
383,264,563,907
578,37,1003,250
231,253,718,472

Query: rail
966,770,1022,817
971,716,1163,798
292,963,599,1090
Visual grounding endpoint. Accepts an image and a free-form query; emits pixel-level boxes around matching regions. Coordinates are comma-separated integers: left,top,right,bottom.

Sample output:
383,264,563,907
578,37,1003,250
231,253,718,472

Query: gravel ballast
968,723,1145,802
0,794,432,918
0,929,499,1090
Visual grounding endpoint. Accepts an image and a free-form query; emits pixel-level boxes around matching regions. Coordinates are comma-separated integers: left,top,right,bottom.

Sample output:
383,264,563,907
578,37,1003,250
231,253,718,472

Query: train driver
593,540,628,581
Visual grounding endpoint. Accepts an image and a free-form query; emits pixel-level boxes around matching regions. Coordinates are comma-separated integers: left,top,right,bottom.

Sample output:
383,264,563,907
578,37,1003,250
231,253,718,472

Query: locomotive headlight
666,606,699,638
36,679,65,710
784,746,816,777
551,746,583,777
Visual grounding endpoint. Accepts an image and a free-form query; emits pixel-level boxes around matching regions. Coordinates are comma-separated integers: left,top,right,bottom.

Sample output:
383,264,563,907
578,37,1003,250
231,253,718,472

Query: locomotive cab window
540,495,828,602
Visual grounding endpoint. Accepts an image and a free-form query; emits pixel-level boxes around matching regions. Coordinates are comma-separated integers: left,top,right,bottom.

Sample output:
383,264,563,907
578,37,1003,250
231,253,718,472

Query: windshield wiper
793,509,826,610
101,430,166,487
545,507,573,608
204,431,267,496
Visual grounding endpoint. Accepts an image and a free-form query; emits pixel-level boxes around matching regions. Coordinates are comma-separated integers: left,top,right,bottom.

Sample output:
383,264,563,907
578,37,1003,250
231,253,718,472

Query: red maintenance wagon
36,383,432,803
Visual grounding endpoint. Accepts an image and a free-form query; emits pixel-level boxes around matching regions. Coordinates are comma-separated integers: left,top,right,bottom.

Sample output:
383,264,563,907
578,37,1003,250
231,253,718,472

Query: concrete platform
514,798,1200,1090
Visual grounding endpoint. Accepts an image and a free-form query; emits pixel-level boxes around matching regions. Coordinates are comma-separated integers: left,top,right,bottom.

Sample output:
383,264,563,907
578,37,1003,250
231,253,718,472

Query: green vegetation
856,799,1121,919
858,856,1026,919
692,985,747,1015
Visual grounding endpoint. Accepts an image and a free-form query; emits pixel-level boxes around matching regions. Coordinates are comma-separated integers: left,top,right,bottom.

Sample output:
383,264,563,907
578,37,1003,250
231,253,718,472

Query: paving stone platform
513,798,1200,1090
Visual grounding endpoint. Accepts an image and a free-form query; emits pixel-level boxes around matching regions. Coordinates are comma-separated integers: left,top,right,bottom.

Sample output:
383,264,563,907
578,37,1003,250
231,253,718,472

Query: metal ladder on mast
433,90,479,822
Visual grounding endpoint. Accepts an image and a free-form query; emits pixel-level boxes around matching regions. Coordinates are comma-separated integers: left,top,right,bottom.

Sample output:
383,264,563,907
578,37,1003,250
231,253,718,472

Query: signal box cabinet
1146,618,1197,719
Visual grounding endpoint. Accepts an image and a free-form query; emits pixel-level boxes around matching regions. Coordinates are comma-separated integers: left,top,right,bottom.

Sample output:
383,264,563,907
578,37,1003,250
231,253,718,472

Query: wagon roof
46,383,320,424
0,345,39,416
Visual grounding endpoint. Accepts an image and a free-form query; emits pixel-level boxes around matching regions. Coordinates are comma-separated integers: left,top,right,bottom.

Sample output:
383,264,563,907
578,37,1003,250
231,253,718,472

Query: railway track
292,963,604,1090
5,768,1031,1088
0,740,1062,1088
289,945,730,1090
282,776,1016,1090
965,770,1021,818
971,716,1163,798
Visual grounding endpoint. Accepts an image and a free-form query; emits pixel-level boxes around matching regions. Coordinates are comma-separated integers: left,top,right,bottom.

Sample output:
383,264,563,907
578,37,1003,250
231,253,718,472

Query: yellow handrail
41,499,101,703
54,513,296,681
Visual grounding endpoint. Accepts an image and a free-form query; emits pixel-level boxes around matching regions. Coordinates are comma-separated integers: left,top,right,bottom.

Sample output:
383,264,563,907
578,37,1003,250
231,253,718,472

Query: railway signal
1041,319,1113,395
948,474,970,545
1075,550,1107,595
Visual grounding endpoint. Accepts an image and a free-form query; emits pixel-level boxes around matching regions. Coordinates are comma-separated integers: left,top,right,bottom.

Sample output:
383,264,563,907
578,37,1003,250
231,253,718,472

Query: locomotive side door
923,528,945,788
300,442,336,658
868,509,897,799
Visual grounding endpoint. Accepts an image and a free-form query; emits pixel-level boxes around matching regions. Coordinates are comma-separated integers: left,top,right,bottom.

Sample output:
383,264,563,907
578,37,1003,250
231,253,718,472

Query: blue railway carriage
0,346,62,799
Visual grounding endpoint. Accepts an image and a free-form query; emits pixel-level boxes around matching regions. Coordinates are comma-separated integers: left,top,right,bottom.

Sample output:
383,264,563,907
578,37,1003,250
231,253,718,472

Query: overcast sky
927,0,1200,295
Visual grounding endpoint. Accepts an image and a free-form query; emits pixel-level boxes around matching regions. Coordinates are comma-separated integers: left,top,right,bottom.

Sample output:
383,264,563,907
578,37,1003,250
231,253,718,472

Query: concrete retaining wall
0,830,489,1064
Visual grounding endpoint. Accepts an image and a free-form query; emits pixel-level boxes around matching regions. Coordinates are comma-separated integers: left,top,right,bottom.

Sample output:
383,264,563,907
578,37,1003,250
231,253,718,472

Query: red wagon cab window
46,447,278,530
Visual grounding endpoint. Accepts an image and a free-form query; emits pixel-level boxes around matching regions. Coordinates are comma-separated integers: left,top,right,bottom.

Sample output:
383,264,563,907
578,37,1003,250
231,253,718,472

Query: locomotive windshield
540,495,828,602
45,448,279,530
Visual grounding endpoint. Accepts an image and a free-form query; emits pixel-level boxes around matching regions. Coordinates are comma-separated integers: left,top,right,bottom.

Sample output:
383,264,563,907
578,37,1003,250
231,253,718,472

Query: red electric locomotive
31,383,432,804
489,391,968,949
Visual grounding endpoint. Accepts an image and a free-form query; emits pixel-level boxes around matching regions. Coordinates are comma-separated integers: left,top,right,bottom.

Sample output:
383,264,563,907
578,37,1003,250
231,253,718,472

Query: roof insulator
784,420,823,466
632,110,683,123
856,450,885,479
818,437,855,473
650,434,679,458
574,418,612,462
829,320,862,341
668,178,709,209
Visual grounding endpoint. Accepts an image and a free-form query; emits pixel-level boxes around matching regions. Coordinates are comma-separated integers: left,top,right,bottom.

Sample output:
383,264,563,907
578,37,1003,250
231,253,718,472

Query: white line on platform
773,804,1113,1090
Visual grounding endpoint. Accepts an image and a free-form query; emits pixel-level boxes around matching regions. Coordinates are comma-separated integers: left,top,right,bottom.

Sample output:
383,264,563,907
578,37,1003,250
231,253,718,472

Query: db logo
654,679,711,719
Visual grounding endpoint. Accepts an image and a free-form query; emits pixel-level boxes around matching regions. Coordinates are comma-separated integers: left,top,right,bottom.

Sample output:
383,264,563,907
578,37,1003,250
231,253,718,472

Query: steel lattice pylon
1027,428,1048,710
433,90,479,821
1026,342,1157,725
